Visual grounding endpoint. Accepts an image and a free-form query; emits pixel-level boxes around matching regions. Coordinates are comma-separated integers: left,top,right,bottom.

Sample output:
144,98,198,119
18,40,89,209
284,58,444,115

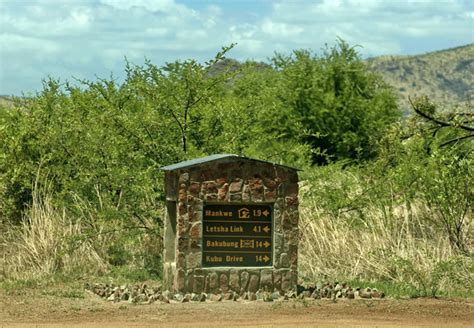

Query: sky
0,0,473,95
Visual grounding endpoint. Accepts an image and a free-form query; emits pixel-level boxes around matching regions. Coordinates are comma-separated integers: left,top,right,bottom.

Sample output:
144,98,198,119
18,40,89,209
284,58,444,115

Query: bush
269,40,400,164
298,163,473,297
298,98,473,296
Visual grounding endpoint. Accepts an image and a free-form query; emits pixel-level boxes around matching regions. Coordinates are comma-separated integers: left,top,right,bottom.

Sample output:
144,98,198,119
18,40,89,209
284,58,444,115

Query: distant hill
0,96,14,109
2,44,472,114
367,44,474,112
212,44,474,113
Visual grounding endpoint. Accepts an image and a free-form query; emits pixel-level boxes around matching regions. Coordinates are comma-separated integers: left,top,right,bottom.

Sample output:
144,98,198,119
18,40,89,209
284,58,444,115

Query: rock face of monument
161,154,299,294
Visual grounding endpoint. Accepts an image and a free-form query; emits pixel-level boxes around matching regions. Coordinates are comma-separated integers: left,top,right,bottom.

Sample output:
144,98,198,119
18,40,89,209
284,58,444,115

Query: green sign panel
202,204,273,267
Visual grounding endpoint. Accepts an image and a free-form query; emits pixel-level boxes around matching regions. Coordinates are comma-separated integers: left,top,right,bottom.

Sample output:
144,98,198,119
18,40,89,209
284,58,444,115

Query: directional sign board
202,204,273,267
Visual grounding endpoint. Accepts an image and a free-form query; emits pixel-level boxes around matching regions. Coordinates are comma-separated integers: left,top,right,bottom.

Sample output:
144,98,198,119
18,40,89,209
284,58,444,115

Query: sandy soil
1,290,473,328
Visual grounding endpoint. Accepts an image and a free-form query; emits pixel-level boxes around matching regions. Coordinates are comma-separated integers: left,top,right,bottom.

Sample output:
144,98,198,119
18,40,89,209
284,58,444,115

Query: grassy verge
1,166,471,300
297,165,473,299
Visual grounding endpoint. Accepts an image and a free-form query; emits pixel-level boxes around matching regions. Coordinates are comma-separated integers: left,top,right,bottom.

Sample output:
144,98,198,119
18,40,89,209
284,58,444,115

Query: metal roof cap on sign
160,154,300,171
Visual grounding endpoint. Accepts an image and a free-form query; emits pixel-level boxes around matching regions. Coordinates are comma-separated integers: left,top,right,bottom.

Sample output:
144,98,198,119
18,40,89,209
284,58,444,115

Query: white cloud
0,0,472,95
261,19,304,38
100,0,180,13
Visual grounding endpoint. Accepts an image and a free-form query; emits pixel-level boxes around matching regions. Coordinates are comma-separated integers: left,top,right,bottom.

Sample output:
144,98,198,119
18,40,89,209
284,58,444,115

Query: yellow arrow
263,241,271,248
263,255,270,262
262,209,270,217
263,226,270,233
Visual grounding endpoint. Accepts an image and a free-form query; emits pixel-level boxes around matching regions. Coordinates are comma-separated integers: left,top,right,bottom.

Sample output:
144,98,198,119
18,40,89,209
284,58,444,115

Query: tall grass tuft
0,182,107,281
298,174,473,297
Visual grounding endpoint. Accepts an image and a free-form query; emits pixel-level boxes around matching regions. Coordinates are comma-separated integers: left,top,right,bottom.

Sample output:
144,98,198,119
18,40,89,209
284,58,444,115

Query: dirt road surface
1,291,473,328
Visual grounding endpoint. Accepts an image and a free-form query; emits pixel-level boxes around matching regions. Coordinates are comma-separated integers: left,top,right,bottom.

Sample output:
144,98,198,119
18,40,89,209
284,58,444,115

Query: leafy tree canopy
0,40,401,224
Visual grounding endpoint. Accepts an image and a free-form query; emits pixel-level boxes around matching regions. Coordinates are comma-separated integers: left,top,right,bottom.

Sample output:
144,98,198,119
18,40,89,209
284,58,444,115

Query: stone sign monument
161,154,299,294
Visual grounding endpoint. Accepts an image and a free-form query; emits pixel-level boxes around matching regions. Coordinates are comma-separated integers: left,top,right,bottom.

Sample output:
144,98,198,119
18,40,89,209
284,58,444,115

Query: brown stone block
177,217,187,236
179,173,189,184
280,253,290,268
242,185,251,201
283,231,290,246
176,252,186,269
193,275,205,293
189,238,201,251
282,211,293,230
240,271,250,290
216,178,227,186
289,210,299,225
207,272,219,292
286,183,299,197
248,178,264,202
206,193,218,200
263,177,277,190
199,169,216,181
229,179,243,193
186,252,201,269
189,222,201,239
229,269,240,292
178,202,187,215
188,182,201,196
277,183,284,197
187,205,194,220
285,196,299,207
202,181,218,194
218,183,229,200
260,269,273,291
281,269,291,291
177,237,188,253
289,245,298,265
288,229,299,247
178,188,187,202
188,207,202,223
264,188,277,202
248,273,259,293
274,197,284,210
220,273,229,293
229,193,242,201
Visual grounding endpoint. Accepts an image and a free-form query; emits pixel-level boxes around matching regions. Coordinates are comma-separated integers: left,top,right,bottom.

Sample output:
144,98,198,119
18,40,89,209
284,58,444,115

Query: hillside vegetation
0,41,472,298
2,43,472,113
368,44,474,112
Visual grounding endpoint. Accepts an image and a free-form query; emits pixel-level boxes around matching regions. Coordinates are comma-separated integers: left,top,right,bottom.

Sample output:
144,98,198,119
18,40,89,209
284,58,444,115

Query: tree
126,44,238,157
0,46,241,224
271,40,400,164
408,96,473,255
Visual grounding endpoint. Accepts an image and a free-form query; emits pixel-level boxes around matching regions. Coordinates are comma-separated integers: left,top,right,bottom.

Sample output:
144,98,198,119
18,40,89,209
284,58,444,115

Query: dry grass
0,186,107,281
298,182,473,294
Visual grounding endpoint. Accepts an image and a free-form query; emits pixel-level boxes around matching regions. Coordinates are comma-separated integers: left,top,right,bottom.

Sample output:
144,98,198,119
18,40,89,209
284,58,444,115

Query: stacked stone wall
163,159,299,294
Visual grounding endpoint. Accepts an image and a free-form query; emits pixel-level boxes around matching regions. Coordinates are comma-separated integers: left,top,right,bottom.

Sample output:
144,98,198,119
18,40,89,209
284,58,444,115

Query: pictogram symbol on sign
240,239,255,248
238,207,250,219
